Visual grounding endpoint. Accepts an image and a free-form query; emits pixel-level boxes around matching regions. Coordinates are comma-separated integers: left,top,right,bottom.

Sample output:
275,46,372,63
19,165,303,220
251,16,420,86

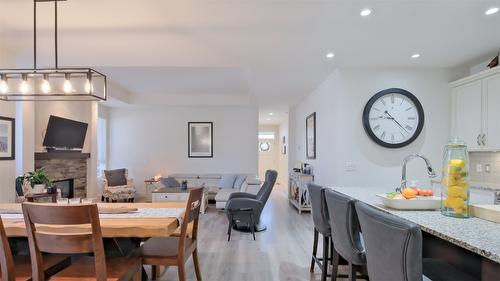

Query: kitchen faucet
397,154,437,192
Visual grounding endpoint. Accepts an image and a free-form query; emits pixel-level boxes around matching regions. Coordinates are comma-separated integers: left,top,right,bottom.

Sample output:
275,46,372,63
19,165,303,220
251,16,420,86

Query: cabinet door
453,80,483,150
485,74,500,149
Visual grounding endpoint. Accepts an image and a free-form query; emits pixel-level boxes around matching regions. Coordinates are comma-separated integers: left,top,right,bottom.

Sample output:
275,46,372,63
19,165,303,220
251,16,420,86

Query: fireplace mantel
35,152,91,160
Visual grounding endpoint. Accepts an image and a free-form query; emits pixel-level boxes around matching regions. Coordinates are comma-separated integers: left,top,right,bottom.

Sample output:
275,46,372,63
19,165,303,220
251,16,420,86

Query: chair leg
101,195,105,202
321,235,329,281
330,245,339,281
310,229,319,272
105,197,109,202
193,249,202,281
347,262,356,281
250,214,256,241
178,262,186,281
151,265,158,281
330,237,334,265
227,214,233,241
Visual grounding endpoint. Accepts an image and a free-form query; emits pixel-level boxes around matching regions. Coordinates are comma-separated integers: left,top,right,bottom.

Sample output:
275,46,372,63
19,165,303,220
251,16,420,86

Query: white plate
376,194,441,210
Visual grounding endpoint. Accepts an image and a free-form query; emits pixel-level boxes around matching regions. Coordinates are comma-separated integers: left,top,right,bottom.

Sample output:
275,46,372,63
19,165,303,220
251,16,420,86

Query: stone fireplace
34,152,90,198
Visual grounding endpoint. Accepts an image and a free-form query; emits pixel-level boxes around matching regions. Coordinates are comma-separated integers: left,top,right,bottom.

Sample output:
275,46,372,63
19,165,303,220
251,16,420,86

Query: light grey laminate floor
154,184,362,281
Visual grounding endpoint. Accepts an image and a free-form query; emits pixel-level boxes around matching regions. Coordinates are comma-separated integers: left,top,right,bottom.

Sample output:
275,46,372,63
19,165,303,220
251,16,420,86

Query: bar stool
324,189,367,281
307,184,333,281
355,201,479,281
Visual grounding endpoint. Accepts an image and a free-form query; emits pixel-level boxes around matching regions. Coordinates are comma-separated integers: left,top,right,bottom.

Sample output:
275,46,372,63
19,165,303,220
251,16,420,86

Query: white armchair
101,169,136,202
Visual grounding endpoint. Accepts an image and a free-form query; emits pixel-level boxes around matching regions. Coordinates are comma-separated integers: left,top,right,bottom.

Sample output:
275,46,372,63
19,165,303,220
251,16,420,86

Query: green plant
21,168,51,187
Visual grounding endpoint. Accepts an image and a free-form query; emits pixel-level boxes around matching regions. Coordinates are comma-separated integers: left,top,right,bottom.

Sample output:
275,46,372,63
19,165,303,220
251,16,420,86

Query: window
259,142,271,152
97,117,107,176
258,131,275,140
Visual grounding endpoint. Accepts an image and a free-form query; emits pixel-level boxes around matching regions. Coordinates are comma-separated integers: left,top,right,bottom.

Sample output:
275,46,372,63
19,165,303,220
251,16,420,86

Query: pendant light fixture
0,0,107,101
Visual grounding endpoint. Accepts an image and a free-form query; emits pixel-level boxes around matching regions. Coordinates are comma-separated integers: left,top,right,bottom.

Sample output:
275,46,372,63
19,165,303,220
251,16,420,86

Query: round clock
362,88,424,148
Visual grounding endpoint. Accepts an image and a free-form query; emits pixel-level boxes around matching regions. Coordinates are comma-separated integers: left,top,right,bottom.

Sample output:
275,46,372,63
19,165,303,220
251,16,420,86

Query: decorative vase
33,184,46,194
441,137,470,218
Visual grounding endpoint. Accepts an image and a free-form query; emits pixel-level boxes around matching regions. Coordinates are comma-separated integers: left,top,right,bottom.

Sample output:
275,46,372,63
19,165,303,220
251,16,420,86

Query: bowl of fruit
377,187,440,210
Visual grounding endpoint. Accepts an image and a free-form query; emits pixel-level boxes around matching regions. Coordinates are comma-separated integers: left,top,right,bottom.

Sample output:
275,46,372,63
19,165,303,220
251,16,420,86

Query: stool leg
310,229,319,272
321,235,329,281
347,262,356,281
330,245,339,281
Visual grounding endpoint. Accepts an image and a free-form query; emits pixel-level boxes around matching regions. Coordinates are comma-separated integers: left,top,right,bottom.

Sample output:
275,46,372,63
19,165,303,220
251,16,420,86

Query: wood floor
153,184,361,281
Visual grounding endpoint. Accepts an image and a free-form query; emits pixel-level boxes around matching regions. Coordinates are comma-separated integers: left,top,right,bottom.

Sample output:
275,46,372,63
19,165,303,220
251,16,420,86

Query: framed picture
306,112,316,159
0,116,15,160
188,122,213,158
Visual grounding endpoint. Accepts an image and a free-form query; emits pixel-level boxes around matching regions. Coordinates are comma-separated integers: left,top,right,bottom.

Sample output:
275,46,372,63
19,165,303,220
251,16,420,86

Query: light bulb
63,73,73,93
19,74,29,94
84,72,93,94
0,75,8,94
41,74,51,93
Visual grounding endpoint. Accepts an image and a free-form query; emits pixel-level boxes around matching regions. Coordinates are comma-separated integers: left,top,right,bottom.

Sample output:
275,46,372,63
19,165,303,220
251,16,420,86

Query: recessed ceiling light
266,118,271,121
485,7,499,15
326,53,335,59
411,54,421,59
269,112,274,116
360,9,372,17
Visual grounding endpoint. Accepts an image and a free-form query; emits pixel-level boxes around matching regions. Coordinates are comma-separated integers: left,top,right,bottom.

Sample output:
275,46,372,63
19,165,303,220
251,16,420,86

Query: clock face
362,88,424,148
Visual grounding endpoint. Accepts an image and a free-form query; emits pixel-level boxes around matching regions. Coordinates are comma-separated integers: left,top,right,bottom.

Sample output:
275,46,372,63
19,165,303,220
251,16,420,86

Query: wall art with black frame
306,112,316,159
188,122,213,158
0,116,15,160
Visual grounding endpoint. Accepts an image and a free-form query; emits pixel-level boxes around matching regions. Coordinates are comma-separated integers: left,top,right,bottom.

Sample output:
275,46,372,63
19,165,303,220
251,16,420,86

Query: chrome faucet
397,154,437,192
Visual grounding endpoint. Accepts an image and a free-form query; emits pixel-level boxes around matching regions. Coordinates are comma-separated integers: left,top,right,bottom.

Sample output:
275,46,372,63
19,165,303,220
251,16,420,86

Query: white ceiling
1,0,500,124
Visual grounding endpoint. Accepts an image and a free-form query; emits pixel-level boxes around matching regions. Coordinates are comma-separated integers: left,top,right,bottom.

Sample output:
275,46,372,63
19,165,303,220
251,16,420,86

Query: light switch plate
476,164,482,173
345,162,357,172
485,164,491,173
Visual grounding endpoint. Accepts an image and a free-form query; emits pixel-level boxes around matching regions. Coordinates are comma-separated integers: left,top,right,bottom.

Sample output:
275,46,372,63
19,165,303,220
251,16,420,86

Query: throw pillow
233,175,246,189
160,177,181,188
218,175,237,189
104,169,128,187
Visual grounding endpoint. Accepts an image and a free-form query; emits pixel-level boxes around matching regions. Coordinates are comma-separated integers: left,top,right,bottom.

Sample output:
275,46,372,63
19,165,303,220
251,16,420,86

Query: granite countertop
329,186,500,264
470,182,500,192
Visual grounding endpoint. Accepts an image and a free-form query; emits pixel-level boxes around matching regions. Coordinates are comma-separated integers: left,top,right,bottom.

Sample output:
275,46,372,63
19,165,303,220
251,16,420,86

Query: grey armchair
225,170,277,238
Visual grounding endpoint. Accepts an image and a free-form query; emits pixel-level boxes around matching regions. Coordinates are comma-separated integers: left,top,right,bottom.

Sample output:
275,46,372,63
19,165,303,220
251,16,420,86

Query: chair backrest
178,188,204,253
307,183,330,235
355,201,423,281
0,216,15,281
256,170,277,204
324,189,365,265
15,176,24,196
22,203,107,281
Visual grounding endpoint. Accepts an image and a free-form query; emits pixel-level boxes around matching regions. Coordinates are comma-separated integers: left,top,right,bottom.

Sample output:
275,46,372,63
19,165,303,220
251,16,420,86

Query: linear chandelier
0,0,106,102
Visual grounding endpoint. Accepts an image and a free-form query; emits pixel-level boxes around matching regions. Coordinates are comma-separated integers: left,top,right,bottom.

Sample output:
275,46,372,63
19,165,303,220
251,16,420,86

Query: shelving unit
288,172,314,213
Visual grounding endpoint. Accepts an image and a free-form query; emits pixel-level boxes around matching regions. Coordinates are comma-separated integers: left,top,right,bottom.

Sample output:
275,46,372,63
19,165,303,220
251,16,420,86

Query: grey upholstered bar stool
324,189,366,281
307,184,332,281
355,201,479,281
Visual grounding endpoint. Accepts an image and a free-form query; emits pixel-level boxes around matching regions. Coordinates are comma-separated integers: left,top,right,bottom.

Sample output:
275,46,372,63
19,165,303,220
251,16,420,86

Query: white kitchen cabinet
450,67,500,151
453,81,483,150
485,74,500,149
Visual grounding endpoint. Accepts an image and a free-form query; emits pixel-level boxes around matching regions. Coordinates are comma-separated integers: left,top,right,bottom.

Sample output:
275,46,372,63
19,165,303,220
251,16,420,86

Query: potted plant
21,168,52,194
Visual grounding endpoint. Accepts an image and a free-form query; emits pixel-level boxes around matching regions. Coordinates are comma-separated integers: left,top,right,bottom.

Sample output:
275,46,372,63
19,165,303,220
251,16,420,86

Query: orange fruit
402,188,417,199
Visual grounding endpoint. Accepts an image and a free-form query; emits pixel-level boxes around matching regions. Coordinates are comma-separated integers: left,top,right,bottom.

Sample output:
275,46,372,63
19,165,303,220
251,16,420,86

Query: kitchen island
329,186,500,280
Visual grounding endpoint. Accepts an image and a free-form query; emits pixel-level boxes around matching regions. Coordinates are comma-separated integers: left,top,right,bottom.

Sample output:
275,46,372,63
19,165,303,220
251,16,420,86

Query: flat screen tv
43,115,88,150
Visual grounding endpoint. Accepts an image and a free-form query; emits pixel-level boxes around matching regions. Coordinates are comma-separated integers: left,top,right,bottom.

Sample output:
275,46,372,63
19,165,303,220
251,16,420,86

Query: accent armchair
101,168,136,202
225,170,277,236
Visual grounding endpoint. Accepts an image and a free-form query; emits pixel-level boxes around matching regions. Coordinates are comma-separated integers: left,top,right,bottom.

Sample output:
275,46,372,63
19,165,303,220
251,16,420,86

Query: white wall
291,67,467,188
108,105,258,199
278,120,289,185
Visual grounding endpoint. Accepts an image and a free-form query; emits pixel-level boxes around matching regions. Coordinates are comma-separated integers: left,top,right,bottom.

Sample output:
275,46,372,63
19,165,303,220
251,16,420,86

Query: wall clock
362,88,424,148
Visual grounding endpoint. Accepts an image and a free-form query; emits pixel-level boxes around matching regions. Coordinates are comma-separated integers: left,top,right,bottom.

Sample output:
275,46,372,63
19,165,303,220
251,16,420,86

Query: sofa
158,173,260,209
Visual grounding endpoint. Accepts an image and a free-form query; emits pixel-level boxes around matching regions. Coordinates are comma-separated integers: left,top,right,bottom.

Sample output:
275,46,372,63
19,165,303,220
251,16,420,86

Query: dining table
329,186,500,281
0,202,187,280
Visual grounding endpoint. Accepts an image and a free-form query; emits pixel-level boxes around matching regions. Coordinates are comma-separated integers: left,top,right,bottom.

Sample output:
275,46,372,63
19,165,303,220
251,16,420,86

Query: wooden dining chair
136,187,203,281
21,203,142,281
0,215,71,281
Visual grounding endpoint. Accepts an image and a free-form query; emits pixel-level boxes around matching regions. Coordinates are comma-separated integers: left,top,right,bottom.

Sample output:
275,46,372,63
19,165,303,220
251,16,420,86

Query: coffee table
152,187,208,214
25,192,58,203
